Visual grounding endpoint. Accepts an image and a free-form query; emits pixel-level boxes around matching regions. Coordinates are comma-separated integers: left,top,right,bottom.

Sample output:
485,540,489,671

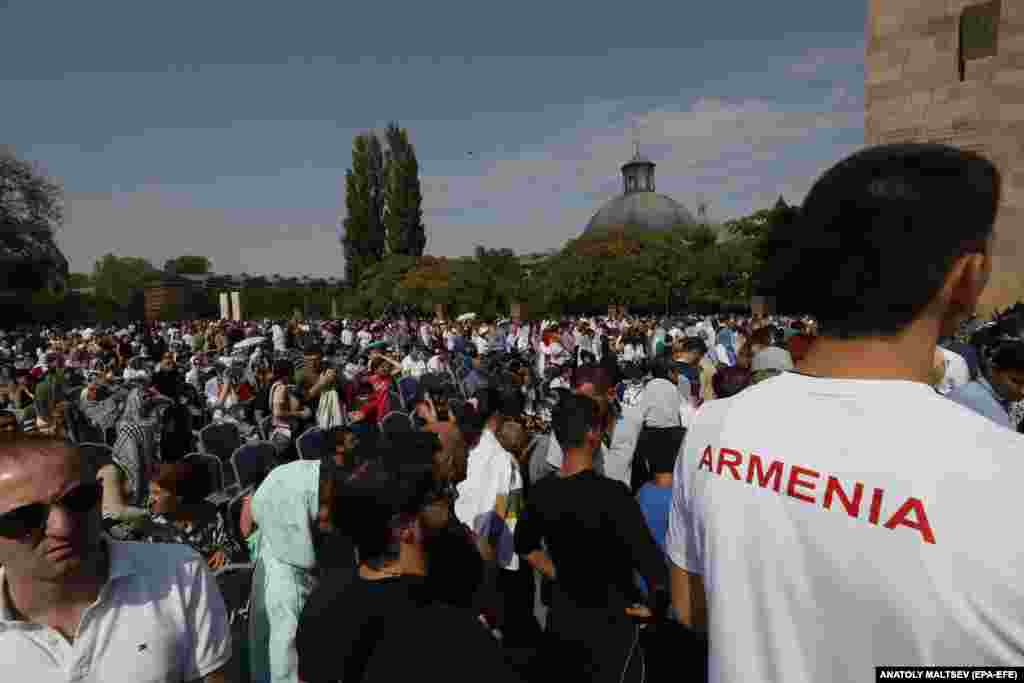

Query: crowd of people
0,143,1022,682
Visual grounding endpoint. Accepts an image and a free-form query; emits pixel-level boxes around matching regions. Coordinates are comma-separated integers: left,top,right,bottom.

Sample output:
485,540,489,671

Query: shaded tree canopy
163,254,212,275
383,122,426,257
91,253,161,306
0,150,69,292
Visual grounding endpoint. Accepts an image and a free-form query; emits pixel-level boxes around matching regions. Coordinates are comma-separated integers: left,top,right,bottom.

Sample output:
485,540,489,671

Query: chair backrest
214,562,255,626
200,422,241,461
231,442,278,490
184,451,224,493
78,442,114,471
296,427,325,460
258,414,274,441
397,376,419,409
380,411,412,436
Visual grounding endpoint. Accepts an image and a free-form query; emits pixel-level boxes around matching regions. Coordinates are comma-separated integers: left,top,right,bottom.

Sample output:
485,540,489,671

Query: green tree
383,123,426,257
91,254,161,305
163,254,212,275
342,133,386,285
67,272,92,289
0,149,69,292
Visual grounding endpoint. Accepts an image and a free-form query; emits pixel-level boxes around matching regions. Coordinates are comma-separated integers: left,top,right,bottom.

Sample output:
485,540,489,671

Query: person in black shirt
514,393,669,683
297,441,514,683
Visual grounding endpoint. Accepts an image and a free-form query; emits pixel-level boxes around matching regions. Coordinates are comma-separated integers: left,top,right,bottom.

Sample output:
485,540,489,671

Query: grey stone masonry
866,0,1024,312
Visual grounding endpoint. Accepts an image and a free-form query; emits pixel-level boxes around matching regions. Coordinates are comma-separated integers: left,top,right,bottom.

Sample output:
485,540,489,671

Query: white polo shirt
668,372,1024,682
0,540,231,683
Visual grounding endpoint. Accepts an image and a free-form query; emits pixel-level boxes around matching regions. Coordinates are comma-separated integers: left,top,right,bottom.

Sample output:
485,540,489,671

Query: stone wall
866,0,1024,312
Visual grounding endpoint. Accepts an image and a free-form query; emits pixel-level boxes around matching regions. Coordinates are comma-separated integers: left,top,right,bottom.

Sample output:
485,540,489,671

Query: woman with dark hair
121,462,244,571
270,358,309,457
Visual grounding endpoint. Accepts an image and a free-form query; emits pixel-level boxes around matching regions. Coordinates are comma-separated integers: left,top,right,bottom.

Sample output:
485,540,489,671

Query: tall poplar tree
342,132,386,285
383,123,426,257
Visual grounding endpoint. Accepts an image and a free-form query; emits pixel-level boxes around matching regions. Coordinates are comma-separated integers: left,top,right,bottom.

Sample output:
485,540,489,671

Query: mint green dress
247,459,320,683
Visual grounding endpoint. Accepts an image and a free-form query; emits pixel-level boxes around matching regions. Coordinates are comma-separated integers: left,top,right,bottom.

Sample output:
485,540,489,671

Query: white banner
231,291,242,321
219,292,230,320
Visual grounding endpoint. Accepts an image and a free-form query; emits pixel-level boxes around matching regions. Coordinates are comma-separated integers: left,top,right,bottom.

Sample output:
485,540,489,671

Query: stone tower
865,0,1024,312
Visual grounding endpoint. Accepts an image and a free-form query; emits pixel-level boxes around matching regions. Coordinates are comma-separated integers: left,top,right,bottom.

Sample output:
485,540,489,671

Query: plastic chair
380,411,413,436
397,376,419,410
199,422,241,462
295,426,325,460
231,441,278,490
184,451,224,496
78,442,114,471
258,414,274,441
214,562,255,627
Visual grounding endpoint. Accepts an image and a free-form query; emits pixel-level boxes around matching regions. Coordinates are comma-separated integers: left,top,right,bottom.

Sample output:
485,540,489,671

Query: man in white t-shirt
0,438,231,682
666,144,1024,682
271,322,287,352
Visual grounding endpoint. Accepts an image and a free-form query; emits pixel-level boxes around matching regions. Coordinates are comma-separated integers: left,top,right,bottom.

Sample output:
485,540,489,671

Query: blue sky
1,0,866,278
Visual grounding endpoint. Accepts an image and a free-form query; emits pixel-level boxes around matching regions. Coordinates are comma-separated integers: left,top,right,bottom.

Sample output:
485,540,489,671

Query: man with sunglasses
0,438,231,682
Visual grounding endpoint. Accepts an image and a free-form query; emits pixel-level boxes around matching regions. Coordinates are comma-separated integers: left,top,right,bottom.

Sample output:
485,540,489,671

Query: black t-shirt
297,574,435,683
361,601,526,683
514,469,667,610
152,368,181,400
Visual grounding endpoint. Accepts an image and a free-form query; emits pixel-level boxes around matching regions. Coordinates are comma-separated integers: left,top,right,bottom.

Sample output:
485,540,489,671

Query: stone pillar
231,291,242,321
219,292,231,320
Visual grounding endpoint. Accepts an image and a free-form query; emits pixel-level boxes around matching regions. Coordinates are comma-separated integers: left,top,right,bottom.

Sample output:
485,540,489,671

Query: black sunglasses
0,482,102,540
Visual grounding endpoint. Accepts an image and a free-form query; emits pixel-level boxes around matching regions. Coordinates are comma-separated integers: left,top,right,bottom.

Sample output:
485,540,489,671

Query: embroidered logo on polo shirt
698,445,936,545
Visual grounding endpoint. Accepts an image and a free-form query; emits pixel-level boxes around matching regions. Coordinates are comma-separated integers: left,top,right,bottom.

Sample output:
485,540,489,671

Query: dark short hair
712,366,753,399
551,394,603,451
991,342,1024,372
650,356,675,381
758,144,1000,338
681,338,707,356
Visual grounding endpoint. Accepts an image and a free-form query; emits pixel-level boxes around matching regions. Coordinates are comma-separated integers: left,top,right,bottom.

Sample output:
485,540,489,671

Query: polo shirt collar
0,540,138,624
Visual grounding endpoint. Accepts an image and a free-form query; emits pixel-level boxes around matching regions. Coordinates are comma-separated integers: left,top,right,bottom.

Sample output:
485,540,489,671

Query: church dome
584,144,697,235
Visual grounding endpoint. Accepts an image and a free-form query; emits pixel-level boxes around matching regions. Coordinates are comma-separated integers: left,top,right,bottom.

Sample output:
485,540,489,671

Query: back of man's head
759,144,1000,339
551,393,603,452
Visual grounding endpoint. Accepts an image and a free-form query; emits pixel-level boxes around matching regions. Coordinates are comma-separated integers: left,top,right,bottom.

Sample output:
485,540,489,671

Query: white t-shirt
401,356,428,379
272,324,286,352
937,347,971,396
667,372,1024,682
455,429,522,571
0,541,231,683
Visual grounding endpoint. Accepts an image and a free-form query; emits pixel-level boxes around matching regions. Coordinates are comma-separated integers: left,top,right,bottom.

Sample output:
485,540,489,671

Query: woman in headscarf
97,382,171,525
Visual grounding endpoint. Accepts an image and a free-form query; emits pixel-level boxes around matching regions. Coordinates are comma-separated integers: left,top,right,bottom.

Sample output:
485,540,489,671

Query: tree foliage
163,254,212,275
342,133,386,285
91,254,161,305
383,123,426,257
0,149,69,292
0,150,64,243
67,272,92,289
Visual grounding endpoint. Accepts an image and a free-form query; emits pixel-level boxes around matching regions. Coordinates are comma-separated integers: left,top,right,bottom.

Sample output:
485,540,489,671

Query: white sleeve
182,557,232,680
666,439,703,575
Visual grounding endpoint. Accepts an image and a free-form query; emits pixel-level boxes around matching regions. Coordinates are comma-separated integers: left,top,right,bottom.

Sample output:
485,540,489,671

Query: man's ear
938,250,991,334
